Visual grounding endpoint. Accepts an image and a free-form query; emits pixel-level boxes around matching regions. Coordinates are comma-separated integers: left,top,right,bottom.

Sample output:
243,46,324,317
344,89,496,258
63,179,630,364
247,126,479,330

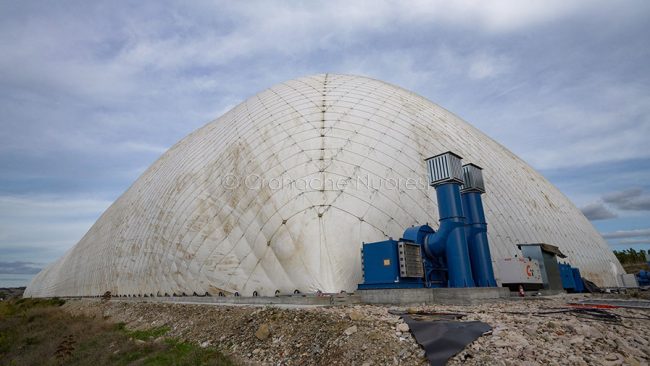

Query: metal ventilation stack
423,152,476,288
461,164,497,287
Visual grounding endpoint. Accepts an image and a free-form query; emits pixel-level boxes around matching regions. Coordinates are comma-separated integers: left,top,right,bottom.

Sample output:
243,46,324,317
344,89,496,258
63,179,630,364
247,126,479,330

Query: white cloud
401,0,584,33
580,201,617,221
210,0,609,38
467,53,510,80
618,238,650,245
603,188,650,211
0,0,604,101
485,80,650,170
601,228,650,239
118,141,169,154
0,195,111,217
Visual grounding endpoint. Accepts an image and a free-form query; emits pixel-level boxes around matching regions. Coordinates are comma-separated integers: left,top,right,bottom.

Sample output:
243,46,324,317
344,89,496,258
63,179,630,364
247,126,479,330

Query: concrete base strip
357,287,511,305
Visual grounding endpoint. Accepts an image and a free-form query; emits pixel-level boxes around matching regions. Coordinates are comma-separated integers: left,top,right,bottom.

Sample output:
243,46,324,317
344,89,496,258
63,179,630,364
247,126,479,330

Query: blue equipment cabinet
571,267,584,293
559,263,585,292
638,270,650,286
559,263,576,291
358,240,425,289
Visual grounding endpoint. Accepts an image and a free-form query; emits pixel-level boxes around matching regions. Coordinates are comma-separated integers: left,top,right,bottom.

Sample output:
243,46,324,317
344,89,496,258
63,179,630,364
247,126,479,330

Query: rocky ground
62,294,650,365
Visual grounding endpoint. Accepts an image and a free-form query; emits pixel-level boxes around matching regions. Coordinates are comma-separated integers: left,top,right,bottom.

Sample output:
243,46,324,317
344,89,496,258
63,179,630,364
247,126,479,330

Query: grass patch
128,325,171,341
0,297,65,319
0,297,235,365
113,339,230,366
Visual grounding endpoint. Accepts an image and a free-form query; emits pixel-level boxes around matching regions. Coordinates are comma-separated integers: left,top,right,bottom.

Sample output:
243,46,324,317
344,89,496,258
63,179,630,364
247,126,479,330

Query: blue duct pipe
403,224,434,244
461,191,497,287
424,183,476,288
403,224,446,287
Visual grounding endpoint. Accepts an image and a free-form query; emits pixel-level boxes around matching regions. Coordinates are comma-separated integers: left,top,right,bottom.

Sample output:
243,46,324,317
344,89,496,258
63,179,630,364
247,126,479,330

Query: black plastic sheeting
402,315,491,366
582,279,602,293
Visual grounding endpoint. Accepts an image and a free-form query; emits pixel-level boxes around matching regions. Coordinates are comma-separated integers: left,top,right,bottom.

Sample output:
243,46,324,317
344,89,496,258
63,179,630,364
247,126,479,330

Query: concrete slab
99,288,510,307
509,289,566,297
108,293,362,307
357,287,510,305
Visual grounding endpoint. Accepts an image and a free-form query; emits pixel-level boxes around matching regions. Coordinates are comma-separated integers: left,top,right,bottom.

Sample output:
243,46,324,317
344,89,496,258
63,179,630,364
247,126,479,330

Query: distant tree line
614,248,649,265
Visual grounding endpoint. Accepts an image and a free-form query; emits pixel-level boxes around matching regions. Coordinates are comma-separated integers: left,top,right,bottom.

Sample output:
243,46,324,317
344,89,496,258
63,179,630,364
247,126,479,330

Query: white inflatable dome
25,74,623,297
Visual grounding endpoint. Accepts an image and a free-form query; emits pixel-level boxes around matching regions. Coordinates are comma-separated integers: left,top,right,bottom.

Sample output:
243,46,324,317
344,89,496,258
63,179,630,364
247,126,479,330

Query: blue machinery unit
359,239,425,289
558,263,585,293
638,269,650,287
359,152,497,289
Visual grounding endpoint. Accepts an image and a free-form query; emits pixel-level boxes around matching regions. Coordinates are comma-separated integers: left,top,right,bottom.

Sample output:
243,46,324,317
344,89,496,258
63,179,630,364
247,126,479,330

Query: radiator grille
425,152,464,186
398,242,424,278
461,163,485,193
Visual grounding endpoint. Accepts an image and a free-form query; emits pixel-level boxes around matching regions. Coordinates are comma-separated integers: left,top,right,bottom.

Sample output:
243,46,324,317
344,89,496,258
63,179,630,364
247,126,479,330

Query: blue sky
1,0,649,278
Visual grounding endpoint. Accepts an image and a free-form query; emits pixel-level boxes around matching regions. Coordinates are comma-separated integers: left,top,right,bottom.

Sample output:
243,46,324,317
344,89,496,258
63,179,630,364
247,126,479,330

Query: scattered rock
255,323,271,340
576,325,601,339
523,325,537,337
568,355,587,366
59,294,650,366
635,336,649,346
604,352,624,366
569,335,584,345
344,325,358,336
396,323,410,332
349,311,364,321
494,340,511,348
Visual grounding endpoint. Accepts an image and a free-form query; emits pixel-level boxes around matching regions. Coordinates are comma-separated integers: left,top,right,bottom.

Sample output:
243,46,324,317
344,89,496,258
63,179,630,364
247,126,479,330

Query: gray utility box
619,273,638,288
517,243,566,291
496,257,543,290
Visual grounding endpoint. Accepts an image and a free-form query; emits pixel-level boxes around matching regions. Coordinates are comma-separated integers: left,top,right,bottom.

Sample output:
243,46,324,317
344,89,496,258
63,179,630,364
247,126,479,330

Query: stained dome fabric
25,74,623,297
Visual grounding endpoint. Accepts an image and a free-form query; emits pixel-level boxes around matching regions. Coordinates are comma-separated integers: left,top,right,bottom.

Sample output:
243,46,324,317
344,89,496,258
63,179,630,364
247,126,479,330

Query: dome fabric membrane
25,74,623,297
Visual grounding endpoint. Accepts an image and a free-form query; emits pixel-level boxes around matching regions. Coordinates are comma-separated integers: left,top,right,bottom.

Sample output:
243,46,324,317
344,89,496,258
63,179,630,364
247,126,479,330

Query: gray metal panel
496,258,543,285
425,152,464,186
460,163,485,193
619,274,638,288
542,251,563,291
519,245,563,290
518,243,567,258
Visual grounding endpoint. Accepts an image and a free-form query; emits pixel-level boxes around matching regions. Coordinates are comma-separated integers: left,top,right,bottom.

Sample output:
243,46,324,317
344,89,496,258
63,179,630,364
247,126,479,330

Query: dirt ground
61,293,650,366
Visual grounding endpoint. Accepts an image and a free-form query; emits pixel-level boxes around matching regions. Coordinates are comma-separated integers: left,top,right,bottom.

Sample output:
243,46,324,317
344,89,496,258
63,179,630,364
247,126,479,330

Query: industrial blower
358,151,497,289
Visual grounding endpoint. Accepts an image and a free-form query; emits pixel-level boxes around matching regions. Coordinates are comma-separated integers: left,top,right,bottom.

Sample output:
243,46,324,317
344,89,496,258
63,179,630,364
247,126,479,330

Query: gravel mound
62,295,650,365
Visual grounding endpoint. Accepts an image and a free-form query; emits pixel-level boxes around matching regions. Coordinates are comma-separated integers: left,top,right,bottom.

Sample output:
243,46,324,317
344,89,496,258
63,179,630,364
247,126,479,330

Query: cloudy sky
1,0,649,279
